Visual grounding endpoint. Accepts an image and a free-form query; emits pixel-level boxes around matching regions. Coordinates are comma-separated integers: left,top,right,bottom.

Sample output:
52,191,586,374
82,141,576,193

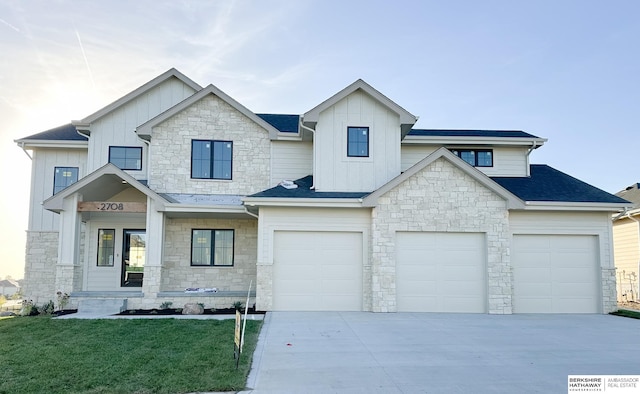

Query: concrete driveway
242,312,640,393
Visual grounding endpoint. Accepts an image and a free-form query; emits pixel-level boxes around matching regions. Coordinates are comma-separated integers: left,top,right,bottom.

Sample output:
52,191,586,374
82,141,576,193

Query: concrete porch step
78,298,128,315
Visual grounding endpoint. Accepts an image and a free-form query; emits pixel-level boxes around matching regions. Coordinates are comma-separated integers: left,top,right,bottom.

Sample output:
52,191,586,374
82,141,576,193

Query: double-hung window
191,140,233,180
347,127,369,157
451,149,493,167
53,167,79,194
109,146,142,170
191,229,234,266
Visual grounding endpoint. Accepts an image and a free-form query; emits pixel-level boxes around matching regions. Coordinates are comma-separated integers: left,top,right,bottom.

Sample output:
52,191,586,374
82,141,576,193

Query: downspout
299,118,316,190
626,210,640,301
525,141,538,177
243,206,259,219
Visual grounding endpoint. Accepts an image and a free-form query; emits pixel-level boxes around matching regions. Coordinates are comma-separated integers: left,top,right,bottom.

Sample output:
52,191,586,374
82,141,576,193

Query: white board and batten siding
396,232,487,313
29,148,87,231
259,207,371,311
314,90,401,192
400,145,529,177
270,141,313,186
509,211,613,313
87,78,197,178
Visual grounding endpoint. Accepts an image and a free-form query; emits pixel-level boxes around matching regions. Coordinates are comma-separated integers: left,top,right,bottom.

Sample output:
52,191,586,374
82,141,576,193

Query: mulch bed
116,307,265,316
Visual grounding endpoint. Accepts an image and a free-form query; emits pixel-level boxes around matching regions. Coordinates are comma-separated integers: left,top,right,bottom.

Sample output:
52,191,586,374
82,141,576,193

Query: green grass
611,309,640,319
0,316,262,393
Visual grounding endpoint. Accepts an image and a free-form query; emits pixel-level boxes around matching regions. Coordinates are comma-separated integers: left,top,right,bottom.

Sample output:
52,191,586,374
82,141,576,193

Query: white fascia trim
274,133,303,141
402,136,547,146
522,201,632,212
242,198,365,208
15,140,88,149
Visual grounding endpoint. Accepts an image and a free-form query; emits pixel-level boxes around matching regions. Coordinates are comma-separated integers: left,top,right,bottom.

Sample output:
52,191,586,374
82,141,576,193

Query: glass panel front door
121,229,145,287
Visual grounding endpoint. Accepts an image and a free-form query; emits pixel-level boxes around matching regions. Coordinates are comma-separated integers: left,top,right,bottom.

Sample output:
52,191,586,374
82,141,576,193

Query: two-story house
15,68,630,314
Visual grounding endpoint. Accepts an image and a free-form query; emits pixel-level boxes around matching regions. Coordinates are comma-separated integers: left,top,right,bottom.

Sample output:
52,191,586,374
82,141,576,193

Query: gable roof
615,183,640,207
492,165,631,206
136,84,281,140
72,68,201,128
43,163,168,213
303,79,417,135
362,147,524,208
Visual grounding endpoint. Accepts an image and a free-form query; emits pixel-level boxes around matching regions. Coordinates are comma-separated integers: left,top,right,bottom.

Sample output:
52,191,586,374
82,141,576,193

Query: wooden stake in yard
241,280,252,352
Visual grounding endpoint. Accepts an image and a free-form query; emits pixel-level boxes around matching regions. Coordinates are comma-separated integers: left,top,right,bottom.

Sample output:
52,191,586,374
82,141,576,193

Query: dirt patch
618,301,640,311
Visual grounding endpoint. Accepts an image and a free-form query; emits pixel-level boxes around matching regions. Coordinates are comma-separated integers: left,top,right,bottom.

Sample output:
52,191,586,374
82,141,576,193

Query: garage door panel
513,235,599,313
397,232,486,313
273,231,363,311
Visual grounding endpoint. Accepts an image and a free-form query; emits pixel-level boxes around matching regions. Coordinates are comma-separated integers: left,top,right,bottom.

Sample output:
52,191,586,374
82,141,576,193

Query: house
15,68,630,314
0,279,21,297
613,183,640,303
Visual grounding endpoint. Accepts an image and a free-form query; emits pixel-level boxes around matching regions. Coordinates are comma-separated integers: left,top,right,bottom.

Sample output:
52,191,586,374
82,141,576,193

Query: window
109,146,142,170
191,229,234,266
97,229,115,266
347,127,369,157
191,140,233,180
451,149,493,167
53,167,79,194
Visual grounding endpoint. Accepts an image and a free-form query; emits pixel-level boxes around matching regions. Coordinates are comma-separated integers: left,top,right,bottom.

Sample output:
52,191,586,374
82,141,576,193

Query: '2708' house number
77,202,147,213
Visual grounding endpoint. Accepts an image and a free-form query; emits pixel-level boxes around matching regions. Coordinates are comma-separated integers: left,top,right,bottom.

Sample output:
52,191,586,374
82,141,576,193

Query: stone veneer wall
161,217,257,292
23,231,58,304
371,158,511,313
601,267,618,313
148,94,271,195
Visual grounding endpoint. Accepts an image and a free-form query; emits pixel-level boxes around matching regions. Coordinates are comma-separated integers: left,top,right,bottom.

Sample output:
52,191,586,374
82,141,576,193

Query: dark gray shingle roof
20,124,87,141
256,114,299,133
408,129,541,138
492,165,629,204
249,176,369,199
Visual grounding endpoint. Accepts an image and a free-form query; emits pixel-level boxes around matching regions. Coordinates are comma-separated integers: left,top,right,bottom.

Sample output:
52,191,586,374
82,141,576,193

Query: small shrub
20,300,37,316
232,301,244,311
197,303,205,309
160,301,173,310
56,291,70,311
38,301,55,315
176,308,183,313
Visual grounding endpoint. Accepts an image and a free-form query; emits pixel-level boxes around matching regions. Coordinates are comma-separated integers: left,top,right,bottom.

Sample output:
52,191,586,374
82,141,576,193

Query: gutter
525,141,538,177
17,141,32,160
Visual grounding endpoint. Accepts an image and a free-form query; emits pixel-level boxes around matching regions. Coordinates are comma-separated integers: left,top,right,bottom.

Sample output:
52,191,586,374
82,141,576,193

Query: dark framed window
97,229,115,266
347,127,369,157
191,229,234,266
53,167,79,194
451,149,493,167
191,140,233,180
109,146,142,170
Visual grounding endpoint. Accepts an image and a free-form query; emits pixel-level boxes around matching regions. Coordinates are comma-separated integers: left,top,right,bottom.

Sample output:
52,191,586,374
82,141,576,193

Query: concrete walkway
242,312,640,393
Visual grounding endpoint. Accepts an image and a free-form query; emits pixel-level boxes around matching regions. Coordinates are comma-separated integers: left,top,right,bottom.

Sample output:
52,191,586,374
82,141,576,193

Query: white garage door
396,232,486,313
273,231,363,311
512,235,600,313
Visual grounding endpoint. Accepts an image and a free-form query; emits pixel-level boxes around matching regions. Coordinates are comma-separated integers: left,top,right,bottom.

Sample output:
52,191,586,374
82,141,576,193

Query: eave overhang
402,135,547,147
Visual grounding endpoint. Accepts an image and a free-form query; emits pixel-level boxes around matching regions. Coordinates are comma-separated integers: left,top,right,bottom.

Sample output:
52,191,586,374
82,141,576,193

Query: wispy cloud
0,17,20,32
75,28,96,92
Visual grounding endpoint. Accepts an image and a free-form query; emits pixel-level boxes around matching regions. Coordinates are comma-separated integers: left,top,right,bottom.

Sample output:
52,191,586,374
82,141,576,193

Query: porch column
142,197,165,307
55,193,82,297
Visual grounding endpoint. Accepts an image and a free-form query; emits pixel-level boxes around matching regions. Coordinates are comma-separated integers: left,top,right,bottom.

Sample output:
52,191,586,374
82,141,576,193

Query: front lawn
0,316,262,393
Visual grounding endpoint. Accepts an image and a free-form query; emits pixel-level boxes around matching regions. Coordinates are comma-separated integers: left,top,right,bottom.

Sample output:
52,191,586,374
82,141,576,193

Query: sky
1,0,639,279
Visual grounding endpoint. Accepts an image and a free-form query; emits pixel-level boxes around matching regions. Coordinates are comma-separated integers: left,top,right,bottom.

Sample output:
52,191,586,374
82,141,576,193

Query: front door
121,229,146,287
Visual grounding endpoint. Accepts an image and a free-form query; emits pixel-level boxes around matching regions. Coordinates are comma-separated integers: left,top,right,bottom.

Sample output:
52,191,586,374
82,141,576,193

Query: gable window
53,167,79,194
347,127,369,157
191,140,233,180
191,229,234,266
451,149,493,167
97,229,115,266
109,146,142,170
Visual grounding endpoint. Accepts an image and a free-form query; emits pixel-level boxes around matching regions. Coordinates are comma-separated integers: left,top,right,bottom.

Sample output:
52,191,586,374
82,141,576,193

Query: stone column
141,197,164,308
55,193,82,298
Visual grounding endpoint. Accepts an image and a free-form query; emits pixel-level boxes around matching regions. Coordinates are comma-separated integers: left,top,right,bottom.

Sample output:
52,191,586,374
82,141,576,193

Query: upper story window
191,229,234,266
451,149,493,167
53,167,79,194
191,140,233,180
109,146,142,170
347,127,369,157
